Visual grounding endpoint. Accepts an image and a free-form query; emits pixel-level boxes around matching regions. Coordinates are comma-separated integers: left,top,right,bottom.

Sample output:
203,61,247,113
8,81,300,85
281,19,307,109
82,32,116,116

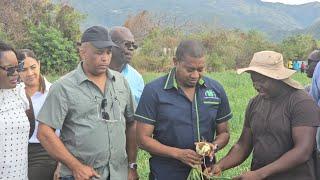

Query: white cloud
262,0,320,5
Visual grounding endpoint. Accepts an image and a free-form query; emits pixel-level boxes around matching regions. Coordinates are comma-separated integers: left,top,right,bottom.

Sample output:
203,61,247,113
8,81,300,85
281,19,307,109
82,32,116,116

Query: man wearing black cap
37,26,138,180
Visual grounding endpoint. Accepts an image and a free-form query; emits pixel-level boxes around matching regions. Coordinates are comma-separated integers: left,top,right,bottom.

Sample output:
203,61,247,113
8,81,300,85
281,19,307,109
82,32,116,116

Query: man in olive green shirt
37,26,138,180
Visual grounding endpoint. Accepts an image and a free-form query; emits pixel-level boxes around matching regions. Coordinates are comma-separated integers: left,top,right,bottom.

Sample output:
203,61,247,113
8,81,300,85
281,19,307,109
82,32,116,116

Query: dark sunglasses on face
115,41,138,50
124,41,138,50
0,62,24,76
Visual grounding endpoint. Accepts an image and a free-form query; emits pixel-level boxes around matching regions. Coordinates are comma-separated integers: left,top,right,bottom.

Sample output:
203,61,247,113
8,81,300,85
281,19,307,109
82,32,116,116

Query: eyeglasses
0,62,24,76
115,41,138,50
100,98,121,123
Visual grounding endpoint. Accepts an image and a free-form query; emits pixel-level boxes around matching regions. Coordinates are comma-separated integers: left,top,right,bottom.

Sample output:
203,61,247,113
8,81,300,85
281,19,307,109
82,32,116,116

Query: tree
55,4,85,42
0,0,83,48
0,0,55,46
0,0,83,75
124,10,156,43
236,30,277,68
280,34,317,61
27,24,79,74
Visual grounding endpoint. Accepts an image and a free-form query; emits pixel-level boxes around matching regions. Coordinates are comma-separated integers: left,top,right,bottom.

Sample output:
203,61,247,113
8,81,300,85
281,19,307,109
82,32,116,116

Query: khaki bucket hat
237,51,303,89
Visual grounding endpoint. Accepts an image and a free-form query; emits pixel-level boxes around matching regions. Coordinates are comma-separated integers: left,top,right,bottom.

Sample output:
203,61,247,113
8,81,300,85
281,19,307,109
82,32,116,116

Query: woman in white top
18,49,58,180
0,41,34,180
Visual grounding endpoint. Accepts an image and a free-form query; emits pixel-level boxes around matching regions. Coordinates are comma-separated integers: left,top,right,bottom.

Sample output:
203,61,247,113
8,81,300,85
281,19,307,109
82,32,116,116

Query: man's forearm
126,121,138,163
218,143,251,171
213,132,229,151
138,135,181,159
37,124,82,170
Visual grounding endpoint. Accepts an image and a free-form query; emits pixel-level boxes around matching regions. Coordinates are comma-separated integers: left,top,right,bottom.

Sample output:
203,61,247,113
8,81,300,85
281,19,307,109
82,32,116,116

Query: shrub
27,24,79,74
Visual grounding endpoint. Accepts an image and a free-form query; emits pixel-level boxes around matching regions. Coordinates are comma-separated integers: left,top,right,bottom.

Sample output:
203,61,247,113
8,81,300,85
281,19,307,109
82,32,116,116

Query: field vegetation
47,71,310,179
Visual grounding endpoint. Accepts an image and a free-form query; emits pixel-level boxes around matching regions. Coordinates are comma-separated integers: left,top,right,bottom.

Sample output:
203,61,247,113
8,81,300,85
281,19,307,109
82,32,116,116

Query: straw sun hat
237,51,303,89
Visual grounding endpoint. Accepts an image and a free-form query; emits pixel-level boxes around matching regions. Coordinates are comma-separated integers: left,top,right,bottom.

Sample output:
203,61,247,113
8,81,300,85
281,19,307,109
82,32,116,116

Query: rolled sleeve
134,85,158,125
37,82,69,129
215,85,232,123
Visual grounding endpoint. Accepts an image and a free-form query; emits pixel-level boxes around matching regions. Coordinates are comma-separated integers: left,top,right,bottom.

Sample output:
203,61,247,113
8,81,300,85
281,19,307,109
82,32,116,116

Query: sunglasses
100,98,120,123
101,99,110,120
115,41,138,50
0,62,24,76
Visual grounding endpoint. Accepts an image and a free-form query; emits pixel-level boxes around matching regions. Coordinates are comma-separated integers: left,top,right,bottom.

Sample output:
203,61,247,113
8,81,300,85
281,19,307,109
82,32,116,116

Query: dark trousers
28,143,57,180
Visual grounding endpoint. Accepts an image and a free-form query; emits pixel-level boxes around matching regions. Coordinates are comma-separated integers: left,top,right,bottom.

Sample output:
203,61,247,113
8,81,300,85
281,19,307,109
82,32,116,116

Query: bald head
307,49,320,78
175,40,205,62
110,26,134,42
308,50,320,62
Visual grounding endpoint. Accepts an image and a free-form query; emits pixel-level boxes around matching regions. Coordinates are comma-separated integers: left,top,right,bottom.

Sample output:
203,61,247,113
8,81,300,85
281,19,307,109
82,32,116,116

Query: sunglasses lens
102,112,110,120
132,44,138,49
125,42,138,50
101,99,107,108
7,67,17,76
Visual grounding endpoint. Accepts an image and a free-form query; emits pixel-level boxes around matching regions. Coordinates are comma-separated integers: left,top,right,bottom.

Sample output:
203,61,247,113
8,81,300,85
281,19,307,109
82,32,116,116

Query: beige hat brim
237,66,296,80
281,78,304,89
237,67,303,89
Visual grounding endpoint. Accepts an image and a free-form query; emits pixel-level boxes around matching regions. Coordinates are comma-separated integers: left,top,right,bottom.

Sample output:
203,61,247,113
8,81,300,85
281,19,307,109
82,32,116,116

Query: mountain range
59,0,320,41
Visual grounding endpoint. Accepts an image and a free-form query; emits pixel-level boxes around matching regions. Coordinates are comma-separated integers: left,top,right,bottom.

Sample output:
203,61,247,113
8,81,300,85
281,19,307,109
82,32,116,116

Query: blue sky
262,0,320,4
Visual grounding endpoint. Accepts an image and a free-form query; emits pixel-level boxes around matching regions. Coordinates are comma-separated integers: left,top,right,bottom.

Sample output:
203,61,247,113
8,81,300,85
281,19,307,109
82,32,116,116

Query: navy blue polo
135,68,232,180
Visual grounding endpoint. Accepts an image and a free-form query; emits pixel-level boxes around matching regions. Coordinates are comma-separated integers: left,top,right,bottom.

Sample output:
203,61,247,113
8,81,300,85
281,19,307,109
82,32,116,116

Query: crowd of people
1,25,320,180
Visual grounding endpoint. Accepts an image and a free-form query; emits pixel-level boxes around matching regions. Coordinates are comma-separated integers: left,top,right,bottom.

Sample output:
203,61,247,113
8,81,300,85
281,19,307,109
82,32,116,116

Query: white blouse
0,84,30,180
28,78,58,143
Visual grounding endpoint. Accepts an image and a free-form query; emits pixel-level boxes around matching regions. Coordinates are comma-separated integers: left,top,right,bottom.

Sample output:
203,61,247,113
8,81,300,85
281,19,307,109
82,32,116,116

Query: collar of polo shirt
163,67,206,90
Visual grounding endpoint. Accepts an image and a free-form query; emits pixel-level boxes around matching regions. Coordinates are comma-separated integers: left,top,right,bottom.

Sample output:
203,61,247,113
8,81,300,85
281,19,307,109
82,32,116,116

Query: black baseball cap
81,26,118,48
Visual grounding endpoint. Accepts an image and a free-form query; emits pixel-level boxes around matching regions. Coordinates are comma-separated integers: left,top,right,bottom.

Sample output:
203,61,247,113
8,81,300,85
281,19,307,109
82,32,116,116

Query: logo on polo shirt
204,89,216,98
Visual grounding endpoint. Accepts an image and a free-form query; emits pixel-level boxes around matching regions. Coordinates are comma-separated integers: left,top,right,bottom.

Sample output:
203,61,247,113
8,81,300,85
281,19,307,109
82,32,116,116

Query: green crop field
47,71,310,180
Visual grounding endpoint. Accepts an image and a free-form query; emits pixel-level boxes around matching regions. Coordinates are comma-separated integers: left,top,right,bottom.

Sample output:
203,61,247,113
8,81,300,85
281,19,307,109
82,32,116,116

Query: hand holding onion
195,142,218,160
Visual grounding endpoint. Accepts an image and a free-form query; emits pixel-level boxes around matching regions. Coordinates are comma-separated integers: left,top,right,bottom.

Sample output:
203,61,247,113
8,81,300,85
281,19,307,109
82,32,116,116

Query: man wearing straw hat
211,51,320,180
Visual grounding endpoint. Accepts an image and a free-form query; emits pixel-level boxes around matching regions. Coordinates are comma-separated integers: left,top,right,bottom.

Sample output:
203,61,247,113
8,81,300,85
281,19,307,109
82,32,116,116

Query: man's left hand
233,171,263,180
128,168,139,180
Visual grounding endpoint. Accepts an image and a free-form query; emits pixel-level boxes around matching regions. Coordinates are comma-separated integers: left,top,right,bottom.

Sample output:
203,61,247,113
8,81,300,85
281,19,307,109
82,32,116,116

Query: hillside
57,0,320,40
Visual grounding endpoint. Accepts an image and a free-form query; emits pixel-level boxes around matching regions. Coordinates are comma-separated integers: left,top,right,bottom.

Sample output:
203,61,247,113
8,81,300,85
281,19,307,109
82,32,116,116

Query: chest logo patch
204,89,216,98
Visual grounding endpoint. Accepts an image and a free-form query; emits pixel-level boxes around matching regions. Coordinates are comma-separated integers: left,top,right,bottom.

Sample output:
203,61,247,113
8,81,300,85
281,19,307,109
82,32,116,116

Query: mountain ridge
58,0,320,40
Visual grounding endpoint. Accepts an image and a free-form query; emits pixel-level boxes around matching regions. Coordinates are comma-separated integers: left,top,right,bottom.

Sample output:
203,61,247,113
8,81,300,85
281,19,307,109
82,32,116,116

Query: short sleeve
123,78,135,122
134,84,158,125
216,85,232,123
291,98,320,127
37,82,69,129
244,99,255,128
135,74,145,104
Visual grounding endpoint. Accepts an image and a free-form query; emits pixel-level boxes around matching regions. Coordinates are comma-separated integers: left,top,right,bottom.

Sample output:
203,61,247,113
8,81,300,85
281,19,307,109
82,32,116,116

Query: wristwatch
129,162,138,170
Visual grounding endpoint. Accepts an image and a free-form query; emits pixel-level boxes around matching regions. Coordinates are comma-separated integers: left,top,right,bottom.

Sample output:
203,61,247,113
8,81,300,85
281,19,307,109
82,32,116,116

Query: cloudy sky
262,0,320,4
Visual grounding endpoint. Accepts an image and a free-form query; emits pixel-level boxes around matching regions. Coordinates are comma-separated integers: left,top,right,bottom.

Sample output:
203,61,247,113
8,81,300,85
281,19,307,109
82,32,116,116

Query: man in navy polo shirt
135,40,232,180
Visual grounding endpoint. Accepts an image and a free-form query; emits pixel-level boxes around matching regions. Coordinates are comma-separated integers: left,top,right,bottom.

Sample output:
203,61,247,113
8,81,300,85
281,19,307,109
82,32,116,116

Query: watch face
133,163,137,169
130,163,138,169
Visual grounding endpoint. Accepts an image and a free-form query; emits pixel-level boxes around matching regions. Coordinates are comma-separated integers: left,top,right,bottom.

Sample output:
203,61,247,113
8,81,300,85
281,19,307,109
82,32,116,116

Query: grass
46,71,310,180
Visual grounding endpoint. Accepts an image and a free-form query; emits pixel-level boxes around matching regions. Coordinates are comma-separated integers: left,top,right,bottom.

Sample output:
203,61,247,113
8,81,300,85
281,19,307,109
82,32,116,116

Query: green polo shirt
37,63,135,180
